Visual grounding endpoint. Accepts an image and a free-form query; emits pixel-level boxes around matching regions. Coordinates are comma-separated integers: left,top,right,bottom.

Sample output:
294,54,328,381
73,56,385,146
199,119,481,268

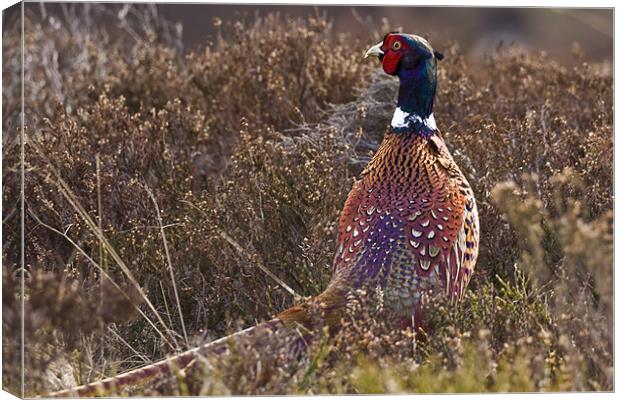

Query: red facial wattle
380,35,407,75
381,50,401,75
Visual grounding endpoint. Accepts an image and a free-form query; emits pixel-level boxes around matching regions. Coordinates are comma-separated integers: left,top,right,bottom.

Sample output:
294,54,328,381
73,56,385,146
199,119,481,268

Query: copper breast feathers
333,132,479,302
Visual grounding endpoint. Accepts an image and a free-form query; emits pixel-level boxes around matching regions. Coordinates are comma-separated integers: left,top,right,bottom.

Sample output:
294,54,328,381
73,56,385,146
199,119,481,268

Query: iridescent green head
365,33,444,133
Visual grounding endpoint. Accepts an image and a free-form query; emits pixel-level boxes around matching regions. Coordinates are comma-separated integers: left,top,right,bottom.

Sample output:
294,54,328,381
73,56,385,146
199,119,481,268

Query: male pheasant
47,32,479,397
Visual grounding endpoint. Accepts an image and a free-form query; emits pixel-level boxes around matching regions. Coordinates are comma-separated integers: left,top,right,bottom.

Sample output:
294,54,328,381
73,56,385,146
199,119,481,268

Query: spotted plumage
332,130,478,320
328,32,479,326
45,32,479,397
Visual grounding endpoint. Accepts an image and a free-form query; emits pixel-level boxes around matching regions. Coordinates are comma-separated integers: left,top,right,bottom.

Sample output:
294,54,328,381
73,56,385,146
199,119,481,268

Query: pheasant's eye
392,41,402,50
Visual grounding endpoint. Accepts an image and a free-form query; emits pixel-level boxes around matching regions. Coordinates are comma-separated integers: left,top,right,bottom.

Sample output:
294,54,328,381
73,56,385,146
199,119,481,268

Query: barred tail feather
44,319,284,398
45,294,341,397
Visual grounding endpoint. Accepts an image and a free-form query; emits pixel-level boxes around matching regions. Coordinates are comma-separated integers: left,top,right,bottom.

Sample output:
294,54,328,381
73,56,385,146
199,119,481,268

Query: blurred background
5,4,613,65
161,5,614,64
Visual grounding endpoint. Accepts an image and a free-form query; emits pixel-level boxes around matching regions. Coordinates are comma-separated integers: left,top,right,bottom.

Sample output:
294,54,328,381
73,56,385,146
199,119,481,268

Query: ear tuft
434,51,444,61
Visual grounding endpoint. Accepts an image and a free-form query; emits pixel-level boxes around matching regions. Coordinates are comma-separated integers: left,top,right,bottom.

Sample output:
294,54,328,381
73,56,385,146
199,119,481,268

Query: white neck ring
391,107,437,131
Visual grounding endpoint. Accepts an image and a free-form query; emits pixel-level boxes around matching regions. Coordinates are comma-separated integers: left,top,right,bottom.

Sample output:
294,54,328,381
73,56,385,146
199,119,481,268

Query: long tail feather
44,292,342,398
44,319,284,398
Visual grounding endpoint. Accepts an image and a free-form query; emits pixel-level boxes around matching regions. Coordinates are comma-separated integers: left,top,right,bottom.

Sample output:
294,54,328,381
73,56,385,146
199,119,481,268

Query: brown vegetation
2,4,612,395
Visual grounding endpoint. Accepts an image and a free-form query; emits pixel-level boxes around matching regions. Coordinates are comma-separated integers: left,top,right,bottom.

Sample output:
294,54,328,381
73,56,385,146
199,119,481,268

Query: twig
179,199,298,298
219,230,299,298
159,281,175,339
53,174,179,350
2,205,17,224
29,141,179,350
145,185,189,348
96,154,105,363
108,326,152,365
64,231,88,272
27,209,176,351
115,222,185,234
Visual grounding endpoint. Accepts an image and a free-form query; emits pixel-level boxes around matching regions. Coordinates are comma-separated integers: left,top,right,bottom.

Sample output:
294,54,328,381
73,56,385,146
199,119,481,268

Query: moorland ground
2,4,613,395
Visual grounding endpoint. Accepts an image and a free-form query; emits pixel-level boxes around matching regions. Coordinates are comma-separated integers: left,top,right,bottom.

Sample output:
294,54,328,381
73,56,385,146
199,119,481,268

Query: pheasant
46,32,479,397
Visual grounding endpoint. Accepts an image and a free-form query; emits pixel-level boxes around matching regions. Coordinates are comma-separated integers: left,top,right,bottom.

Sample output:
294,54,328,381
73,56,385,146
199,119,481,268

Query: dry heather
2,4,613,396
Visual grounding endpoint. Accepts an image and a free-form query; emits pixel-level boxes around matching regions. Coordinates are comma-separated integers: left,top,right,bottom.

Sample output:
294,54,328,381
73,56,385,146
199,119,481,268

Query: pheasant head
365,33,444,136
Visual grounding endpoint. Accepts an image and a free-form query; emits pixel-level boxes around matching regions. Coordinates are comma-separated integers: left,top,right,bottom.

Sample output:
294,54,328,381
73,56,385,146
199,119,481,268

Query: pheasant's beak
364,41,384,59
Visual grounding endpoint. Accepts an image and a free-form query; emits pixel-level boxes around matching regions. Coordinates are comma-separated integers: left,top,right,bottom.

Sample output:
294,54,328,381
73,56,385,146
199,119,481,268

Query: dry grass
2,4,612,395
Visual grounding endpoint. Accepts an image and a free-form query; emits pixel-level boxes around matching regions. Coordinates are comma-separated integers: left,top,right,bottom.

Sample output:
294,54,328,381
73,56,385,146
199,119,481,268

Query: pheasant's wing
428,133,479,300
331,177,368,276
